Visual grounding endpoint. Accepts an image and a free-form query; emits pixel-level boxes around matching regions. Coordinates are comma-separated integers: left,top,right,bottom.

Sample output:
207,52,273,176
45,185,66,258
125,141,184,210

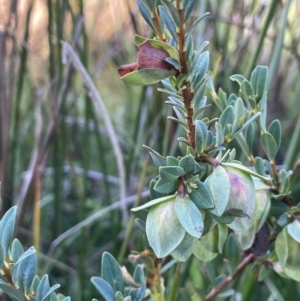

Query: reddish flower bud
118,40,174,78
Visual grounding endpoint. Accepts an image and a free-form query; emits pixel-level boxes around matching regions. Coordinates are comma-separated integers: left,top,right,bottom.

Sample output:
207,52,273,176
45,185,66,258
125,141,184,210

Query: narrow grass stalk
117,155,150,263
168,262,181,301
246,0,279,78
61,42,128,222
266,0,292,91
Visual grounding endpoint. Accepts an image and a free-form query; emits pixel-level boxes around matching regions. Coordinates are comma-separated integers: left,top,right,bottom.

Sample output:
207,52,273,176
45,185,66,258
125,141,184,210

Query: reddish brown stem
175,1,195,149
205,253,255,301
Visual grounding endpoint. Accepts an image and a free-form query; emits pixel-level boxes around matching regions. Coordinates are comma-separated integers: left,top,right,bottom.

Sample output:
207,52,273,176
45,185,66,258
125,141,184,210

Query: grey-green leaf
136,0,156,32
91,277,115,301
250,65,268,100
0,206,17,259
160,0,180,26
184,0,198,21
190,51,209,84
146,200,185,258
158,5,178,43
178,155,195,175
261,132,278,160
219,106,234,136
36,275,60,301
101,252,124,294
171,233,198,262
205,166,230,216
215,122,224,146
16,247,37,294
189,180,214,209
268,119,281,149
159,166,184,181
195,120,208,153
175,196,204,238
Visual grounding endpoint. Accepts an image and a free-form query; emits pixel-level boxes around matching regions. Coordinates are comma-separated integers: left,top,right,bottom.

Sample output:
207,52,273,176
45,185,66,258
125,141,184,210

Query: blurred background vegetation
0,0,300,300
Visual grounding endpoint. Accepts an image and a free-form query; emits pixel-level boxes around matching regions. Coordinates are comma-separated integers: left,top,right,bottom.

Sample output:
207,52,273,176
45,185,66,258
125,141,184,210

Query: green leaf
229,74,245,85
217,224,228,254
261,132,278,160
160,0,180,26
189,180,214,209
183,0,198,21
144,145,166,166
91,277,115,301
101,252,123,294
224,233,240,264
222,162,271,181
178,155,195,175
240,79,255,109
136,0,156,32
146,200,185,258
258,92,268,132
10,239,24,263
167,116,189,131
287,220,300,243
275,228,289,269
195,120,208,153
224,165,256,218
193,225,219,261
173,106,186,123
219,106,234,136
0,206,17,259
215,122,224,146
166,156,179,166
165,57,182,69
193,103,210,122
245,123,254,154
154,178,178,194
120,68,176,86
175,196,204,238
0,244,3,270
231,98,246,134
212,213,235,224
129,265,146,300
186,13,210,37
232,112,261,140
192,83,206,110
165,97,185,110
131,194,175,212
159,166,184,181
268,119,281,149
205,166,230,216
190,51,209,84
0,279,25,301
36,275,60,301
276,227,300,270
15,247,37,294
171,233,198,262
158,6,178,43
234,225,256,250
30,275,40,295
149,179,164,201
250,65,268,100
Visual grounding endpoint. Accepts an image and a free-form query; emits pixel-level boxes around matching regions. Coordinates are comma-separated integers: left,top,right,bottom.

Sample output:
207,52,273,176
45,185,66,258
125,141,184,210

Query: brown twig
204,253,255,301
175,0,195,149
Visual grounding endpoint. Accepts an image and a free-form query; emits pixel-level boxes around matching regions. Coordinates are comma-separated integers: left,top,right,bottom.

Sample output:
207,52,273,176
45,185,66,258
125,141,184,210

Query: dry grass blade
61,41,128,222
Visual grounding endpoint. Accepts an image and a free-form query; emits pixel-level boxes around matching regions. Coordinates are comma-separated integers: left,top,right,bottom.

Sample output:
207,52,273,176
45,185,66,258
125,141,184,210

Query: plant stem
204,253,255,301
176,0,195,149
168,261,181,301
270,160,280,189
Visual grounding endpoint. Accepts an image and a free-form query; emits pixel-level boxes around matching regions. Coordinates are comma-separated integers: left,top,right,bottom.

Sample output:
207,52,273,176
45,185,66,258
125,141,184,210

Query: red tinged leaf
137,41,173,70
118,63,138,77
118,40,174,79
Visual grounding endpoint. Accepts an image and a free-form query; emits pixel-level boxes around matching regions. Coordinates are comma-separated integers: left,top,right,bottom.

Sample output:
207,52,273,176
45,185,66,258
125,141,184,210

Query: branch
204,253,255,301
